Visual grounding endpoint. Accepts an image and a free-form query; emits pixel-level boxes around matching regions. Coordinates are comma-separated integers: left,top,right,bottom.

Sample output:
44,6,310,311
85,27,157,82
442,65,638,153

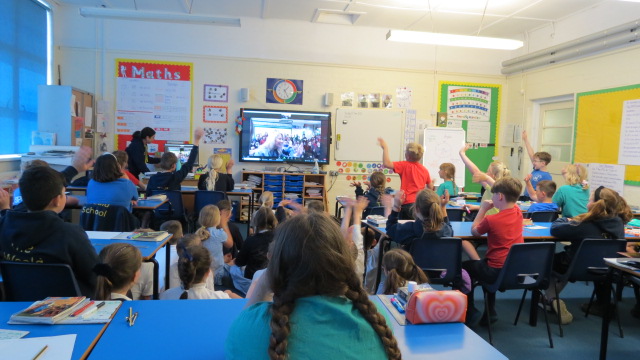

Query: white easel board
423,127,466,188
335,109,405,162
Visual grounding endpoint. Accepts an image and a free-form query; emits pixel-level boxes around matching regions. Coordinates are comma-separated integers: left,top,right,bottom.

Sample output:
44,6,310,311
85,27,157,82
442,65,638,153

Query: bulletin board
335,108,405,162
575,84,640,185
439,81,501,192
423,127,466,188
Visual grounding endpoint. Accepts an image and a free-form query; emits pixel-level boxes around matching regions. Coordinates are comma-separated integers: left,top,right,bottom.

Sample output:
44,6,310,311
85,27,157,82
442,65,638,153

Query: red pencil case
405,290,467,324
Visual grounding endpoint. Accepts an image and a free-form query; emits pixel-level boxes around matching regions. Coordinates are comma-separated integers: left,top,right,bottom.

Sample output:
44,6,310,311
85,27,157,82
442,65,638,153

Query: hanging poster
446,85,492,121
115,59,193,151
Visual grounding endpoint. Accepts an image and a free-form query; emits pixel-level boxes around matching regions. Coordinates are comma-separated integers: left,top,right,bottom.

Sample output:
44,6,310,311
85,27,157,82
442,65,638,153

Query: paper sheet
0,334,76,360
85,231,121,240
0,329,28,340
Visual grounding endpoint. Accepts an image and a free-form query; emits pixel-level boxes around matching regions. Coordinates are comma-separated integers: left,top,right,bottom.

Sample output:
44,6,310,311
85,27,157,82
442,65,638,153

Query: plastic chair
409,237,462,288
367,206,386,216
527,211,559,222
80,203,138,232
446,208,465,221
481,242,556,348
194,190,228,215
0,261,82,301
148,189,188,230
553,239,627,337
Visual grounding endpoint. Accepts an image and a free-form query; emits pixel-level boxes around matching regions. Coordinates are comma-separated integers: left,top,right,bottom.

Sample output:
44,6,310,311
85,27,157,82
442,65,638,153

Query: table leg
529,289,539,326
150,258,160,300
165,242,170,293
374,235,387,292
599,268,614,360
246,193,253,238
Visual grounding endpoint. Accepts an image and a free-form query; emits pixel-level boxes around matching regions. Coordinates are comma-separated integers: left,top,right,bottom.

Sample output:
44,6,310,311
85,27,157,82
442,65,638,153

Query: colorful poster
115,59,193,150
446,86,492,121
266,78,303,105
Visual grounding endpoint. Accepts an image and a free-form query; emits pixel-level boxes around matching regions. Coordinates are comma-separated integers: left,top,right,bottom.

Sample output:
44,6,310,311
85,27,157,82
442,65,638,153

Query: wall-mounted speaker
240,88,250,102
324,92,333,106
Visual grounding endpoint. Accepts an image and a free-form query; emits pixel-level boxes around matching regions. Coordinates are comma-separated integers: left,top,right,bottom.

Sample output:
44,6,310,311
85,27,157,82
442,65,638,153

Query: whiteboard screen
335,109,405,162
423,127,466,189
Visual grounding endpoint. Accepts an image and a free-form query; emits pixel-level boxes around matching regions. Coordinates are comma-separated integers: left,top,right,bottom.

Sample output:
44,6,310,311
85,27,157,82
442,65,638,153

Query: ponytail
93,244,142,300
177,245,212,299
196,226,211,240
381,248,429,295
414,189,444,232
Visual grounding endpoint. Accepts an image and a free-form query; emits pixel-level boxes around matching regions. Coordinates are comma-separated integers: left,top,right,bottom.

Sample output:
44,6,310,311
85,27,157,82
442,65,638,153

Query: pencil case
405,290,467,324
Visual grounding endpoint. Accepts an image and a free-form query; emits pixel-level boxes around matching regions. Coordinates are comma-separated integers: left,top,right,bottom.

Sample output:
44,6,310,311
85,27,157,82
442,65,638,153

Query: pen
32,345,48,360
71,300,95,317
82,301,105,318
390,297,405,314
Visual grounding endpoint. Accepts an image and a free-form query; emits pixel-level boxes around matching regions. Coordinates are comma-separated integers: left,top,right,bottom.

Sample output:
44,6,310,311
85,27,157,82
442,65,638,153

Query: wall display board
575,84,640,185
439,81,501,192
115,59,193,151
423,127,466,189
335,108,405,162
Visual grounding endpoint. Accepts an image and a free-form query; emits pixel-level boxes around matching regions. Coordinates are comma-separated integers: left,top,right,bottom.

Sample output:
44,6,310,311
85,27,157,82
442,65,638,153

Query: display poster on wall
588,163,626,196
446,86,492,121
618,99,640,166
115,59,193,151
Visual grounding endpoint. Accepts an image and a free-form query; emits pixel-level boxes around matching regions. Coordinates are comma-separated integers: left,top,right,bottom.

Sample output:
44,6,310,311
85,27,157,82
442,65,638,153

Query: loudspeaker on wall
240,88,250,102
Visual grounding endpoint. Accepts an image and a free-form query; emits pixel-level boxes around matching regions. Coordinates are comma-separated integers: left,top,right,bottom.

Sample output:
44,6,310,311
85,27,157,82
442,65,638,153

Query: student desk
69,195,167,210
87,232,172,300
371,296,507,360
88,299,246,359
0,302,110,360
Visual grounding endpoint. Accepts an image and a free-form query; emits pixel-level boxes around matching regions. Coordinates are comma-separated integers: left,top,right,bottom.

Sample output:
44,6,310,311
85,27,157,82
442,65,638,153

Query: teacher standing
125,127,160,179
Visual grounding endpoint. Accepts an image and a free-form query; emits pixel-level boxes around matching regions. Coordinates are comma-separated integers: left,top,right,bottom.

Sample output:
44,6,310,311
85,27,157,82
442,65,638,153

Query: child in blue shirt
522,131,553,200
197,204,233,286
524,180,559,213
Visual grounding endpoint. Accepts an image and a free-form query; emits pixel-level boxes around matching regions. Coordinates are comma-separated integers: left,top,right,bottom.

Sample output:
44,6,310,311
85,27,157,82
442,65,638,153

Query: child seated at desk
216,200,244,257
168,234,213,291
464,177,524,326
12,159,80,212
459,144,511,215
235,207,277,280
87,154,139,212
94,243,142,301
161,244,240,300
198,204,233,287
553,164,589,218
146,128,203,192
197,154,235,192
113,150,146,191
350,171,394,217
379,248,428,295
523,179,559,213
225,212,401,359
436,162,459,198
521,131,553,201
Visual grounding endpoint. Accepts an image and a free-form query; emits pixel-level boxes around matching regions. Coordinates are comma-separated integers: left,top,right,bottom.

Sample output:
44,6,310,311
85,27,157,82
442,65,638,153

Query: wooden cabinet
241,172,327,216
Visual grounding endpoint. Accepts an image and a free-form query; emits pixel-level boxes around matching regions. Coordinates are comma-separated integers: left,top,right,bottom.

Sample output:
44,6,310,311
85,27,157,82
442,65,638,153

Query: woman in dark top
197,154,235,191
235,207,277,280
125,127,161,179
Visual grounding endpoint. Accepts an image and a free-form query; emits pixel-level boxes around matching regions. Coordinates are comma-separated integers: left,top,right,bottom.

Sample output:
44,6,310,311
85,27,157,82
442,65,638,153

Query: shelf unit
241,172,327,216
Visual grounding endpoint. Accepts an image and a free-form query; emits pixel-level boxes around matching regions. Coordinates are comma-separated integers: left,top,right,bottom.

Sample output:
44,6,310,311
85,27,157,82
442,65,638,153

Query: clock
266,78,303,105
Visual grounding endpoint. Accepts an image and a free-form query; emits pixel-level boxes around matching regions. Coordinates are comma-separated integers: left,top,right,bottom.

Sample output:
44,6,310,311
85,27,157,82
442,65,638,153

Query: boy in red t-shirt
378,138,433,219
463,177,524,326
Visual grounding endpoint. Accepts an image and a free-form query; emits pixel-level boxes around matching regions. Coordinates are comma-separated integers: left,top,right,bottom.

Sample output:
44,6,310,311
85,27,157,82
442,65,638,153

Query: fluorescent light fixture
79,7,241,27
312,9,365,25
386,30,523,50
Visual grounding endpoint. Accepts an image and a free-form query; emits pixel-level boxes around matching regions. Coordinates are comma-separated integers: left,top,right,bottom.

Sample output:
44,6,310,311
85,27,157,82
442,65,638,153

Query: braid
344,273,402,360
268,293,296,360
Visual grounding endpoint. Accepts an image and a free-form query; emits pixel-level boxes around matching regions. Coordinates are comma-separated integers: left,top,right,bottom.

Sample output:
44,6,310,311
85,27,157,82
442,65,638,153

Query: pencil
32,345,48,360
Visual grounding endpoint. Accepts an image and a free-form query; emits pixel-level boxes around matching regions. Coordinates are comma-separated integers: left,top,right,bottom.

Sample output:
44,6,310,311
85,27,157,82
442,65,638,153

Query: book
366,215,387,226
113,231,168,242
9,297,86,324
57,301,122,324
146,194,167,201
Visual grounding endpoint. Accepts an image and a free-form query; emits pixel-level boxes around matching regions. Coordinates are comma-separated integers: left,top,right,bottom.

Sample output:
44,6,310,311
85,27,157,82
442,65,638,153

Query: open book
9,298,122,325
112,231,169,242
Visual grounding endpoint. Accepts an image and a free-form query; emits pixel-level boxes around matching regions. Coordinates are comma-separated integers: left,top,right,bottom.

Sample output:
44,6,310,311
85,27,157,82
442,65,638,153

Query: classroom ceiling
59,0,618,39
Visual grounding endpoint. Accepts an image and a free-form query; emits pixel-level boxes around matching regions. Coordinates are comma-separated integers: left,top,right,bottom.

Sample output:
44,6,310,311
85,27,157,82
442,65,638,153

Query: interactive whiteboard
335,109,405,161
423,127,466,188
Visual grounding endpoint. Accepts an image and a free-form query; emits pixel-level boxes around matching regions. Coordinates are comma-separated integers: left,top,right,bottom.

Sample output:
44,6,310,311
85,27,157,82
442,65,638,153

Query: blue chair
366,206,386,217
481,242,556,348
527,211,559,222
194,190,228,215
148,189,188,230
0,261,82,301
80,203,138,232
446,208,465,221
409,236,462,288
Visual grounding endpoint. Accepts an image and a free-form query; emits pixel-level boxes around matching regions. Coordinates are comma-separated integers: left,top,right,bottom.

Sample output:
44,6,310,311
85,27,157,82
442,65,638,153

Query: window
537,100,575,174
0,0,50,155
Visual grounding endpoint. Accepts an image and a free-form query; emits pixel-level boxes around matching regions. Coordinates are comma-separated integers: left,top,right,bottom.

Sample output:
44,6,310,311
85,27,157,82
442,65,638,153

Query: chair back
0,261,82,301
148,190,185,218
565,239,627,282
446,208,465,222
80,203,138,231
484,242,555,293
409,236,462,286
194,191,228,215
367,206,386,216
529,211,559,222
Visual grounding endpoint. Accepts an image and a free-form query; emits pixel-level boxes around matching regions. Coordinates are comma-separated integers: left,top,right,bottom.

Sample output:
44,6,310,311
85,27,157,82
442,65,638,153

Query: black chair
446,208,465,221
0,261,82,301
367,206,386,216
80,203,138,232
148,190,189,230
553,239,626,337
194,190,228,215
527,211,559,222
481,242,556,348
409,236,462,288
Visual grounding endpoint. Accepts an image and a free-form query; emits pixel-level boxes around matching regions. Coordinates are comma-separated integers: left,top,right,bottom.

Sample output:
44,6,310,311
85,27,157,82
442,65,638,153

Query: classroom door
537,100,574,182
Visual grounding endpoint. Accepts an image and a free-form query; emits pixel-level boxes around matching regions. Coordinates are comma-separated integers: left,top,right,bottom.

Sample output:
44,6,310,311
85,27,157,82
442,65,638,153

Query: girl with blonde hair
198,204,233,286
553,164,589,218
459,144,511,214
197,154,235,191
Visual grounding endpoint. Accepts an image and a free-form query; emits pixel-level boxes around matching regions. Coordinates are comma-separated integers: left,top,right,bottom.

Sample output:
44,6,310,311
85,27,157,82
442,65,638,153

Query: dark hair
160,220,183,245
266,212,400,360
177,244,211,299
382,249,429,295
19,166,66,211
93,243,142,300
534,151,552,164
132,127,156,140
491,177,522,203
536,180,556,197
305,200,324,213
159,152,178,170
93,154,124,183
252,206,277,232
112,150,128,168
574,187,633,224
216,199,232,211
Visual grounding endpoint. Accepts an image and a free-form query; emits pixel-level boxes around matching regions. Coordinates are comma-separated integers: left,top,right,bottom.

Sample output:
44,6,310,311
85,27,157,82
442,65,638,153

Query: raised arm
378,138,394,170
523,174,538,202
522,130,536,163
459,144,482,175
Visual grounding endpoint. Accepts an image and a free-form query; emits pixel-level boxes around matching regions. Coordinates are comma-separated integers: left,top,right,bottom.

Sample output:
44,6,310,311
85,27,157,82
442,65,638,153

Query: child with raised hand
146,127,204,192
545,186,632,323
553,164,589,218
235,206,278,280
521,130,553,201
436,163,459,197
198,154,235,191
161,244,241,300
350,171,393,216
380,248,429,295
524,180,559,213
198,204,233,287
340,196,370,282
379,137,433,219
225,212,401,360
216,200,244,256
459,144,510,215
93,243,142,301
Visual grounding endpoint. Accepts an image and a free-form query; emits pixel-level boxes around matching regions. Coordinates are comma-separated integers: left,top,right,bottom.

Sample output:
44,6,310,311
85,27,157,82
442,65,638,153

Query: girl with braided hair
379,248,428,295
225,212,401,360
93,243,142,301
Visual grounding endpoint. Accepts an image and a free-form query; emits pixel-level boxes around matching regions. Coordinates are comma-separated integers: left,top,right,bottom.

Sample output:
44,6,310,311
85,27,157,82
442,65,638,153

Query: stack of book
9,297,121,325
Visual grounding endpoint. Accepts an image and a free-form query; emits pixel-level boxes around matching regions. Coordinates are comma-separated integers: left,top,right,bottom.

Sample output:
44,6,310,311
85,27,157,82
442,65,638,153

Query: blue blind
0,0,49,154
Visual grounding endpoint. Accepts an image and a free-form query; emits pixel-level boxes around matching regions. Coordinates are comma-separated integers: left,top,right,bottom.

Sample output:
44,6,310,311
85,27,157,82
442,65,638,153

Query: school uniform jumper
385,210,453,246
0,210,100,297
87,178,139,212
197,172,235,192
552,184,589,218
524,169,552,197
160,283,230,300
235,231,274,280
436,180,459,197
146,145,199,192
354,185,394,216
125,137,160,179
201,226,228,285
